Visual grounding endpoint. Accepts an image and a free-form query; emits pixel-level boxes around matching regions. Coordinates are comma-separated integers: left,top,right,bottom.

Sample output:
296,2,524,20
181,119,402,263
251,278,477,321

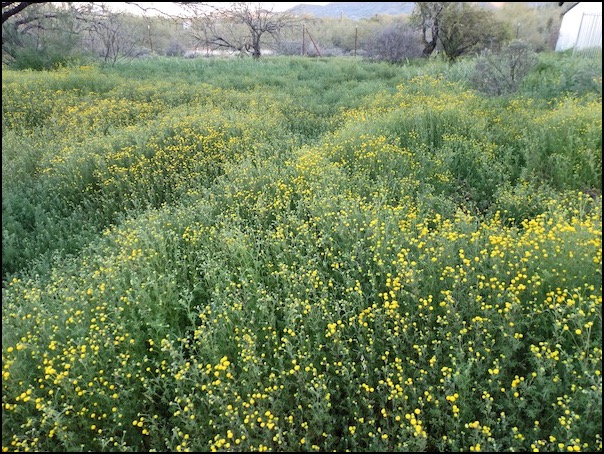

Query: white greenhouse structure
556,2,602,56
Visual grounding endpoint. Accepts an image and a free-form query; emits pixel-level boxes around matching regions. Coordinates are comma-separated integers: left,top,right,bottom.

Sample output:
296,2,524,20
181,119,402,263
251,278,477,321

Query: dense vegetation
2,53,601,452
2,2,564,68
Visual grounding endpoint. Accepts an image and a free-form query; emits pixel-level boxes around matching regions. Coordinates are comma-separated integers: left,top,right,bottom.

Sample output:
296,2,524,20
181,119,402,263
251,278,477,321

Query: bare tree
471,40,538,95
3,2,155,65
81,4,146,64
178,2,298,58
366,22,423,62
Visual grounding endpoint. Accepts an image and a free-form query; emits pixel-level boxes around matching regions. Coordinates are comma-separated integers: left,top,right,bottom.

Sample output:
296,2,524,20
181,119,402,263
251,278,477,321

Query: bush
165,41,185,57
10,44,80,71
471,39,538,95
365,23,423,62
277,40,303,56
522,51,602,98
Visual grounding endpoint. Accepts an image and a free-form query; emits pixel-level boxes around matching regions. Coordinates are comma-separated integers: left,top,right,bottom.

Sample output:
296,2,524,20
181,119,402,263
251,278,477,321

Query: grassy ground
2,54,601,452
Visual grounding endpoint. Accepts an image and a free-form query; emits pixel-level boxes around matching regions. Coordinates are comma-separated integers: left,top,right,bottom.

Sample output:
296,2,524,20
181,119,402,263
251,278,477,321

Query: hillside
288,2,415,19
287,2,558,19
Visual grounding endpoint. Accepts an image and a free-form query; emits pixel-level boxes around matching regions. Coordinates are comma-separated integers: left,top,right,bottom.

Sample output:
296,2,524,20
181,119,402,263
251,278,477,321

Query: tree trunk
420,22,439,58
422,40,438,58
251,33,261,58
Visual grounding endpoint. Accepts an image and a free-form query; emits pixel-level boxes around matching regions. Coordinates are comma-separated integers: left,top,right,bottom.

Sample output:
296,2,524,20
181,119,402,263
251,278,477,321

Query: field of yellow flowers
2,55,601,452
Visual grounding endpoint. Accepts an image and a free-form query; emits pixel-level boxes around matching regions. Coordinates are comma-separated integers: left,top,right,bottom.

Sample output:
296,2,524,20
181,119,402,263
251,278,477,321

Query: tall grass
2,54,601,452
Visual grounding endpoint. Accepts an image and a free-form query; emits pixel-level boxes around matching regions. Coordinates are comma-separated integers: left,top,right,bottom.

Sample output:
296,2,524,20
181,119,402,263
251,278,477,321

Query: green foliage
2,3,84,70
0,2,575,68
493,3,561,52
521,52,603,99
2,55,602,452
9,43,81,71
438,3,509,61
519,96,602,191
410,2,509,61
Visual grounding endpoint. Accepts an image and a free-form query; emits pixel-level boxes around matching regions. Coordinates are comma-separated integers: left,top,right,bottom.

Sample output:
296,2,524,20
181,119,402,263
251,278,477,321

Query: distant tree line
2,2,563,68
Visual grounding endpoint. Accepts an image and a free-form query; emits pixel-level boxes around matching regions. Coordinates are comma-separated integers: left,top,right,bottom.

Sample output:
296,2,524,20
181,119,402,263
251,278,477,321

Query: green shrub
522,51,602,98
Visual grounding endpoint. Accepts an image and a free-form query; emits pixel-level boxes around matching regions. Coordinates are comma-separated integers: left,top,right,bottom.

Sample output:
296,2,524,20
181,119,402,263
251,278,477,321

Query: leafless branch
2,1,36,24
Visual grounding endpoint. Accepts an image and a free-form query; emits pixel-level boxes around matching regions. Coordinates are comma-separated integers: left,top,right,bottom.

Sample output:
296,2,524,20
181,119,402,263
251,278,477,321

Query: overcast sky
112,2,331,15
260,2,331,11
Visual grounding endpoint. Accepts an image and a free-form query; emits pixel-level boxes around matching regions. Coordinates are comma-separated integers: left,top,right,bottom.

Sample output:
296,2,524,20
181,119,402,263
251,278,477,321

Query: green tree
439,3,508,61
2,2,37,25
410,2,447,57
2,2,189,65
411,2,509,61
2,2,83,68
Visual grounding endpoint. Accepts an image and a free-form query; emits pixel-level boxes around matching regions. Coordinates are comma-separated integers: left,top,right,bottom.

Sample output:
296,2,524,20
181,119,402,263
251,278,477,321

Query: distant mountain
475,1,555,9
288,2,415,19
287,2,558,19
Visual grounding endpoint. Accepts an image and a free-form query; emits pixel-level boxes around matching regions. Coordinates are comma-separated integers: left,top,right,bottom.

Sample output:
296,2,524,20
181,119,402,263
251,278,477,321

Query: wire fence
573,13,602,59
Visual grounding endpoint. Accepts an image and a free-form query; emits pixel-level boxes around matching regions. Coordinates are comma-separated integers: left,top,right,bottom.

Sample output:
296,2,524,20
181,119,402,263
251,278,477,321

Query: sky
259,2,331,12
112,2,331,16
